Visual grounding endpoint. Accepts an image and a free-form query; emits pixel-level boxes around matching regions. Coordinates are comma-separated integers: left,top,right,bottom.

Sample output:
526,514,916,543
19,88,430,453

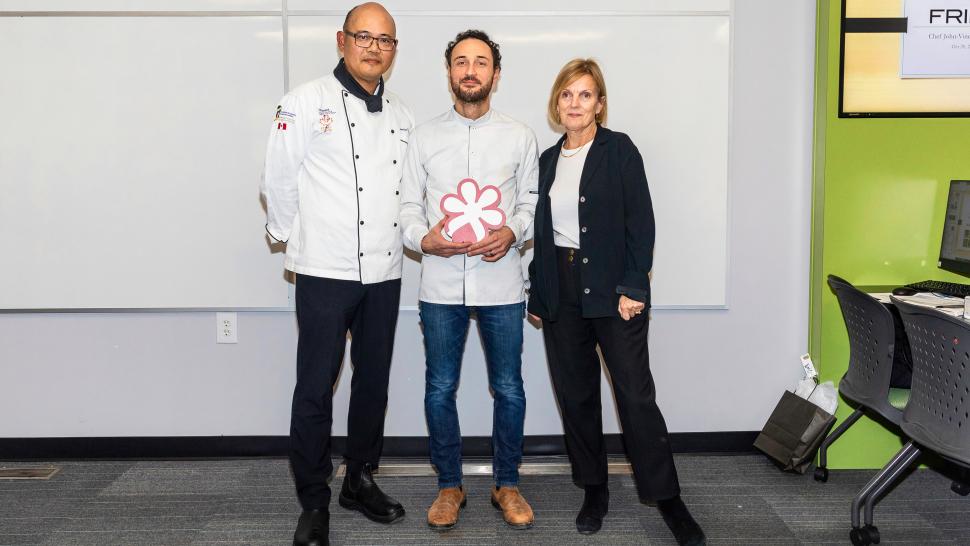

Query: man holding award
398,29,539,531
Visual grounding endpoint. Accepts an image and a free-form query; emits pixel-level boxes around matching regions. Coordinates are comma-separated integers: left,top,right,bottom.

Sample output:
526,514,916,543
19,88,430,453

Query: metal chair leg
863,444,921,525
850,442,918,529
817,408,865,481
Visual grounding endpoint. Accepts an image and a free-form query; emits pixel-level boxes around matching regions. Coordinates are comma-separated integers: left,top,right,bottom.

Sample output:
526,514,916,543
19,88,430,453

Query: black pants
290,274,401,510
541,247,680,502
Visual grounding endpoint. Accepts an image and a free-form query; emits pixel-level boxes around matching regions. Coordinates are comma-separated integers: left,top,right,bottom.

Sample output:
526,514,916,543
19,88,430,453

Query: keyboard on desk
904,280,970,298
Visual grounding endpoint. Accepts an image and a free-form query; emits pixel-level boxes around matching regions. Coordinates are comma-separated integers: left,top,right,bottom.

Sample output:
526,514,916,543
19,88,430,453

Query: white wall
0,0,814,439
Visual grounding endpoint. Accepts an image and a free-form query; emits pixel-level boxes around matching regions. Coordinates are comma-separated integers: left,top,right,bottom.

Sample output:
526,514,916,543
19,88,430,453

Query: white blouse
548,142,591,249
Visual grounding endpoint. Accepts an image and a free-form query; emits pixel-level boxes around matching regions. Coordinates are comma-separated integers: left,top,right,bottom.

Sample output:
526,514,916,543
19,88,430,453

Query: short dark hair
445,29,501,70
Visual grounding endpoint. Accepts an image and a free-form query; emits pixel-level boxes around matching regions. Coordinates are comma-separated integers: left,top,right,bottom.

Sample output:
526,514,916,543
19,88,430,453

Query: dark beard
452,79,492,103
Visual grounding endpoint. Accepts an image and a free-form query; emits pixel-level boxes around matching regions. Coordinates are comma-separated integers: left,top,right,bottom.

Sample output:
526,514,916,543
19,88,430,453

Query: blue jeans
419,301,526,489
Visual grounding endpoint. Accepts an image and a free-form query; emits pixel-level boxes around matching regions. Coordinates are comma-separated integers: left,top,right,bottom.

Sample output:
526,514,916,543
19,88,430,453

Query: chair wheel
850,527,870,545
850,525,878,545
813,467,829,482
952,480,970,496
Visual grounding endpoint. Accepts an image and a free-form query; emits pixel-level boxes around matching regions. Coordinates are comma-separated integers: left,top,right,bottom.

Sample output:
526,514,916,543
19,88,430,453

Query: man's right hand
421,217,472,257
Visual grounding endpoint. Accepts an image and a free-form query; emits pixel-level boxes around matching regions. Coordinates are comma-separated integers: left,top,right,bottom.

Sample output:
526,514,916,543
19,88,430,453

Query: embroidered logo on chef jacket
275,106,296,131
318,108,337,134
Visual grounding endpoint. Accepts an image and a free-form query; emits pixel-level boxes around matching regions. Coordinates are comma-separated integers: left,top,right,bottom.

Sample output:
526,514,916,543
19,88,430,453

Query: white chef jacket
261,74,414,284
400,108,539,305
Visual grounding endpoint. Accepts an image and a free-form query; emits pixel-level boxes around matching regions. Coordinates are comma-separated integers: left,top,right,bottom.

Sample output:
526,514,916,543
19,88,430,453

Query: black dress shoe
657,495,706,546
293,508,329,546
576,484,609,534
338,462,406,523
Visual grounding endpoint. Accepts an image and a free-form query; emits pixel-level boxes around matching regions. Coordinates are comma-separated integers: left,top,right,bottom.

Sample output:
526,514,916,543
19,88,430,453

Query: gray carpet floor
1,454,968,545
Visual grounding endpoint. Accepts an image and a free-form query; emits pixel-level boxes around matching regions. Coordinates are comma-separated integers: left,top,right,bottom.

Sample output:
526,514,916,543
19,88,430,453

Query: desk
859,286,966,316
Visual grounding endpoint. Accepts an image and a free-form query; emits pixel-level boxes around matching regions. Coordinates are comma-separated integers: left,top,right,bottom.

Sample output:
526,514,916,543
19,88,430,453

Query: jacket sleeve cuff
265,224,287,244
616,285,647,303
505,220,525,248
403,224,429,255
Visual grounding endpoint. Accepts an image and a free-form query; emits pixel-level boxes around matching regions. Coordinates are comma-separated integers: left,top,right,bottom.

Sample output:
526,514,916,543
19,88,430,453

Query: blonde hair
547,58,607,127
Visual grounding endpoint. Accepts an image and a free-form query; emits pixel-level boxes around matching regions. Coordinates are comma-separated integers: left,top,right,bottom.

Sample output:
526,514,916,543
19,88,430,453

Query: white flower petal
479,209,504,227
459,179,480,203
441,195,467,215
478,186,500,207
446,214,472,237
470,221,488,242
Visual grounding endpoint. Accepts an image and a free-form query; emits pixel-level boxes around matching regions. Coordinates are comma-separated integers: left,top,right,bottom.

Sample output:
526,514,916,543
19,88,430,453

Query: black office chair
846,298,970,545
817,275,910,482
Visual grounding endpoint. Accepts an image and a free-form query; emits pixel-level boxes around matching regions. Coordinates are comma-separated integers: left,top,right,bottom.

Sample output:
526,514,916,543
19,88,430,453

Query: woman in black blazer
527,59,705,546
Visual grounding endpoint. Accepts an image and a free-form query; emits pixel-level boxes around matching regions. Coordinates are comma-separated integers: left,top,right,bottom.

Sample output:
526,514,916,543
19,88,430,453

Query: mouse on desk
891,286,919,296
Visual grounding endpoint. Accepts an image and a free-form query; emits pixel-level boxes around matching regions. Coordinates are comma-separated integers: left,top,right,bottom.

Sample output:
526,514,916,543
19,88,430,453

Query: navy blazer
527,126,656,320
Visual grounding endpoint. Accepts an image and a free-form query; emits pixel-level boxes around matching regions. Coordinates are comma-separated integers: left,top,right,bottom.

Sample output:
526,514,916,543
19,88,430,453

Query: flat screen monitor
840,0,970,117
939,180,970,275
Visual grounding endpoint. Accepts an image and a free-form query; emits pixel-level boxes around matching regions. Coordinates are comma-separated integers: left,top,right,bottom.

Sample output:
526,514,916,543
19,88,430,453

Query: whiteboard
0,8,728,309
0,1,279,10
289,13,729,308
287,0,729,11
0,16,288,309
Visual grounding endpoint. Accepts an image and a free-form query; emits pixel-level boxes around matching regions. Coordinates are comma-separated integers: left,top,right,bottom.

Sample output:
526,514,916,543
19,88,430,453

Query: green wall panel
814,0,970,468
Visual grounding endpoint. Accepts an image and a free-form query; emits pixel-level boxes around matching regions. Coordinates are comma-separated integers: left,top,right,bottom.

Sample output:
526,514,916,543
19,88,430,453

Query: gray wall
0,0,815,439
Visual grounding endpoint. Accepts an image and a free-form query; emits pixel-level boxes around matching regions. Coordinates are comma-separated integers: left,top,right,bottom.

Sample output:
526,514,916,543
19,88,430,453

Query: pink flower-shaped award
439,178,506,244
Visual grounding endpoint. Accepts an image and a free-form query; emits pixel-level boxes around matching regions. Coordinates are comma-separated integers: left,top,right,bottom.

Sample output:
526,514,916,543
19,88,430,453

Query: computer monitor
939,180,970,276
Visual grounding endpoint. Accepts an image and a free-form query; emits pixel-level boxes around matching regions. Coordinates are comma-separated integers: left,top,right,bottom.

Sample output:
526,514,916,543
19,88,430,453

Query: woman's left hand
618,295,646,321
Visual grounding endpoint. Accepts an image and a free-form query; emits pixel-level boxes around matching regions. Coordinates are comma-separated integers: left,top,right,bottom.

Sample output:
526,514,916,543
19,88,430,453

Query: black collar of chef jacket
333,58,385,113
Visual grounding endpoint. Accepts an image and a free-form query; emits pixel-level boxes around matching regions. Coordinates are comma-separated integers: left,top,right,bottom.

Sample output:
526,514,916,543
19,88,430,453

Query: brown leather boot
490,486,534,529
427,486,466,530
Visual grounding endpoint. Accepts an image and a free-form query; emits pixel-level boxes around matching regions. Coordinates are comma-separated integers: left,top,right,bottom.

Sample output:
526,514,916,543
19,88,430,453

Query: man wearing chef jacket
260,3,414,545
399,29,539,531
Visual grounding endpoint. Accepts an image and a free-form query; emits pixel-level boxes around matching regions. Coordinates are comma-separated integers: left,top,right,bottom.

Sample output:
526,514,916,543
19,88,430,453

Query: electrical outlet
216,312,237,344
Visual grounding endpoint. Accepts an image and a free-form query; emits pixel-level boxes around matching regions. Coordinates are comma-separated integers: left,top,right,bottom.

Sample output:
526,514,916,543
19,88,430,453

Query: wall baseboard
0,432,758,460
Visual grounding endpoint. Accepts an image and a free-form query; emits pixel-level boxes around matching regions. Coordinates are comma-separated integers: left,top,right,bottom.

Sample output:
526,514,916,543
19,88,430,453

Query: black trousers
290,274,401,510
541,247,680,502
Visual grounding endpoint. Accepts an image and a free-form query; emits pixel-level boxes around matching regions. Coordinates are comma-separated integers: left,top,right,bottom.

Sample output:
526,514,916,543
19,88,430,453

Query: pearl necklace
560,139,590,158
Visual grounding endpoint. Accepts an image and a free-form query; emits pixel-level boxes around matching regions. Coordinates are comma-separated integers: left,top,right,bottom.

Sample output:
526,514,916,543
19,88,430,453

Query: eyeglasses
345,30,398,51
